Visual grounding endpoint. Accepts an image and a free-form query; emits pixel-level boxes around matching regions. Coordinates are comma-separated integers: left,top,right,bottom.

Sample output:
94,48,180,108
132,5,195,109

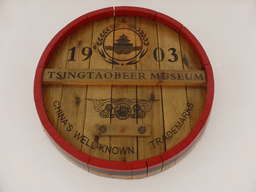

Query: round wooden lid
34,7,214,179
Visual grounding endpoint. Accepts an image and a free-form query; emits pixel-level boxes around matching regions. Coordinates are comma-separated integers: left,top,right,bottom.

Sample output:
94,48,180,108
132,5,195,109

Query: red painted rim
34,6,214,177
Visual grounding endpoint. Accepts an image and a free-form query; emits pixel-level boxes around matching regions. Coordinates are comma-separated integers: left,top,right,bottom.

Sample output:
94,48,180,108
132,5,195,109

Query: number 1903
67,46,178,63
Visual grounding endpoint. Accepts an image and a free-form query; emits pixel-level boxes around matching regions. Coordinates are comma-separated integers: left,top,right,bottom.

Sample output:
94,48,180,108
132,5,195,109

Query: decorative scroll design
87,94,159,120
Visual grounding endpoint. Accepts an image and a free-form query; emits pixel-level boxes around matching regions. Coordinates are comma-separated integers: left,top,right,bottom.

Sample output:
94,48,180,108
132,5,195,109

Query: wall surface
1,1,256,191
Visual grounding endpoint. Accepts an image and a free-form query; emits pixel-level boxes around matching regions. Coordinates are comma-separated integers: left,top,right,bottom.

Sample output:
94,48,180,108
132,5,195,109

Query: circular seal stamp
114,103,132,120
97,25,149,66
34,6,214,179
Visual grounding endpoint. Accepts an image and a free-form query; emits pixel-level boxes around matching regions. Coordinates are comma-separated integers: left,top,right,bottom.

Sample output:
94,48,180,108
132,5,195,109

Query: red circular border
34,6,214,178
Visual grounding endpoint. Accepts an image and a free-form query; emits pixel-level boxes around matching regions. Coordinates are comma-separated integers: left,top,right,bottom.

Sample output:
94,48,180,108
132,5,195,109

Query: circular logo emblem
97,26,149,66
99,125,107,133
138,126,146,134
114,103,132,120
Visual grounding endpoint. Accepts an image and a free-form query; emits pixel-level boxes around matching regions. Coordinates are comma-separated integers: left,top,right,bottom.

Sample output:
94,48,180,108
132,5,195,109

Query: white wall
1,1,256,191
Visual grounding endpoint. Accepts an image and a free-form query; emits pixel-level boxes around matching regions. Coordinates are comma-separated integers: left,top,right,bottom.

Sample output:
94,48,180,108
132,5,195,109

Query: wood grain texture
179,35,207,129
109,16,137,164
43,36,70,133
40,15,209,178
157,21,191,151
82,17,114,162
59,23,93,150
136,17,165,160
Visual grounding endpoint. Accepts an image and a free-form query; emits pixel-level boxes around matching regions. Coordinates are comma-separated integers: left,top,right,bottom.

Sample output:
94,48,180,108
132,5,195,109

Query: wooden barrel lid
34,6,214,179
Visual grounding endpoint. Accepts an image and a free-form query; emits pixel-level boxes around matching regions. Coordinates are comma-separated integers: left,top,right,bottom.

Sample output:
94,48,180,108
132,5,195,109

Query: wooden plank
136,17,165,160
179,35,207,129
42,36,70,132
42,68,207,86
82,17,114,161
109,16,137,163
157,22,191,151
56,23,93,150
94,124,151,137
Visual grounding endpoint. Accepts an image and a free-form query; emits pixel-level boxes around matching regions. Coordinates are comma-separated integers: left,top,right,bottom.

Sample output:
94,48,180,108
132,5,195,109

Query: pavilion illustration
105,34,141,55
